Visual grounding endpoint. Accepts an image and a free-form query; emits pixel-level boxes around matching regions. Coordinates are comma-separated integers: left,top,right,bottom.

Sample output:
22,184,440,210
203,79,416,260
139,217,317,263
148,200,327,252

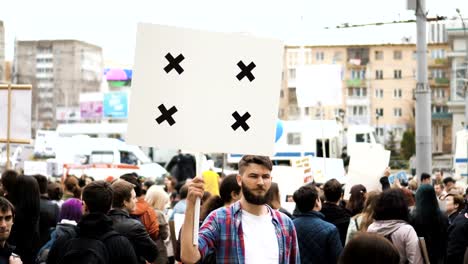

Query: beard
241,181,268,205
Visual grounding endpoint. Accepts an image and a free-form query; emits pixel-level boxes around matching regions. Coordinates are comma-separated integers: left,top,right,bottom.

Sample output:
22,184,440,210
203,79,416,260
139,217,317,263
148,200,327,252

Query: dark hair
1,170,18,196
420,173,431,182
142,180,155,195
373,188,409,222
443,177,455,185
47,182,63,200
111,180,134,208
265,182,281,209
401,188,415,207
293,185,319,213
346,184,367,216
9,175,41,223
238,155,273,175
82,181,113,213
120,173,142,197
33,174,48,194
179,184,189,200
200,175,241,221
324,179,342,203
339,233,400,264
64,175,82,199
412,184,442,225
0,196,15,218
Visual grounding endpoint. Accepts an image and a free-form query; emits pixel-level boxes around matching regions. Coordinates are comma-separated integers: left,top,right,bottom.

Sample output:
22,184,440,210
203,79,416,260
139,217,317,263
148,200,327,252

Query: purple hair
59,198,83,222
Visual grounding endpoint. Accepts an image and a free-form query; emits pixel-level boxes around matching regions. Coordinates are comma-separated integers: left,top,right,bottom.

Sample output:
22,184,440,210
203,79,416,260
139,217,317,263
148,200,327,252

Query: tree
400,129,416,160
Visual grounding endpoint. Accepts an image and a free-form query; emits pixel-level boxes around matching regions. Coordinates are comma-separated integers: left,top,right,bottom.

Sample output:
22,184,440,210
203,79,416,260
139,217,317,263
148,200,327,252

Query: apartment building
280,42,451,153
13,40,103,131
0,21,4,83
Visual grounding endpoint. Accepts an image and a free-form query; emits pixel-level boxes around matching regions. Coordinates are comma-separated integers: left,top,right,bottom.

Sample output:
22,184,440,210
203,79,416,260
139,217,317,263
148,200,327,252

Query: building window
376,128,384,136
376,108,384,117
305,107,310,115
376,70,383,80
375,89,384,98
393,88,402,98
375,51,384,60
287,133,301,145
393,108,402,117
280,90,284,98
431,49,446,59
348,87,367,98
333,51,342,62
316,51,325,61
412,50,417,60
430,69,446,79
394,70,402,79
278,109,284,117
393,50,402,60
288,68,296,80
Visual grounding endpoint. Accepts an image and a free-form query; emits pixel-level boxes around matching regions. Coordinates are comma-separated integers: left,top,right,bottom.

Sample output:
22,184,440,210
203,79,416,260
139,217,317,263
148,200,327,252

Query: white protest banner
345,144,390,199
296,64,343,107
0,86,32,141
292,156,346,184
126,23,283,156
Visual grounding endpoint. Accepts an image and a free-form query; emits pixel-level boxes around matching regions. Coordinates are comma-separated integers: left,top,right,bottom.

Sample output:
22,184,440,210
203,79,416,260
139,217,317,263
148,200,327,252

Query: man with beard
180,155,300,264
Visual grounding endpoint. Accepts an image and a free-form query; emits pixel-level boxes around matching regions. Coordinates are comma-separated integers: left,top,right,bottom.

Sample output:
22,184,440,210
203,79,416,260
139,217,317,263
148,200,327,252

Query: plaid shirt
198,201,300,264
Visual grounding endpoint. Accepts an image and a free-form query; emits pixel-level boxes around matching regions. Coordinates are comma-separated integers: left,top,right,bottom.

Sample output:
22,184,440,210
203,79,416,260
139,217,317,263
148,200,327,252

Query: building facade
13,40,103,131
280,42,451,154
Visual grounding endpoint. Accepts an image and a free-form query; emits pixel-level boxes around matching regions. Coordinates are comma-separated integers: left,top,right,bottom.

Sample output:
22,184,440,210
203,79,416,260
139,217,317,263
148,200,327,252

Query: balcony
430,77,450,87
432,112,452,120
429,58,449,67
347,116,370,125
346,79,365,87
346,96,370,106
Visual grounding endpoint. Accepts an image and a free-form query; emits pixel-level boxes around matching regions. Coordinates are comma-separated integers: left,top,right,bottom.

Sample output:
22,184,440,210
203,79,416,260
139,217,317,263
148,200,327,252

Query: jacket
0,243,15,264
367,220,423,264
345,214,363,244
293,211,342,264
447,212,468,264
132,197,159,240
38,196,60,247
410,210,448,264
108,208,158,264
320,202,351,246
46,213,138,264
154,209,169,264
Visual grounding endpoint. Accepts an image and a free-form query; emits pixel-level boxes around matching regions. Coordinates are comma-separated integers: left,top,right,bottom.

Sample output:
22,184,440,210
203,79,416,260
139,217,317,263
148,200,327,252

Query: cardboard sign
127,23,283,155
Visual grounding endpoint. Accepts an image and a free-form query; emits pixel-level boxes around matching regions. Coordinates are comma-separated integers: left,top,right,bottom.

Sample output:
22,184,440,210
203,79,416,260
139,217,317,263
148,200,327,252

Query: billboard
80,93,103,119
103,91,128,118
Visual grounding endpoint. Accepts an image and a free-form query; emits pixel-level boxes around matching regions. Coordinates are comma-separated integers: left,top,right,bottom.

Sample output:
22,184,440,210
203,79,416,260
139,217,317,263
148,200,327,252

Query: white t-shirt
242,209,279,264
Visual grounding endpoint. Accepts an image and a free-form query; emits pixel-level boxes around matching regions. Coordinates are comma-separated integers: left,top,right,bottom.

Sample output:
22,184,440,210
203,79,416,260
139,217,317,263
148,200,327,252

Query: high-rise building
0,21,5,83
13,40,103,131
281,42,451,155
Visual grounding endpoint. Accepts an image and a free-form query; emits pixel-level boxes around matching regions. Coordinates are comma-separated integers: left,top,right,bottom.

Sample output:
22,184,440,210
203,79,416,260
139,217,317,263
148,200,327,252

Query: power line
324,16,447,29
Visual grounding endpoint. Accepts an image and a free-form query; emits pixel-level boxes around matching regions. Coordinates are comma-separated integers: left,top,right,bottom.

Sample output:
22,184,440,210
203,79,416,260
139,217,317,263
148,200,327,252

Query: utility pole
415,0,432,179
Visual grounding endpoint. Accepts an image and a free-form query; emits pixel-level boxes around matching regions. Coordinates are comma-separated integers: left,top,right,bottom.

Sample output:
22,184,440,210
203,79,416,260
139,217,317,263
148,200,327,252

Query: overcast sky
1,0,467,66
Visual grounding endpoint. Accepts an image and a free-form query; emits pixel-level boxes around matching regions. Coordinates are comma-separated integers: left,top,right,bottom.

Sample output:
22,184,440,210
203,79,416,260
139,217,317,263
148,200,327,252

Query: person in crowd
339,233,400,264
410,184,448,264
293,185,342,264
120,173,159,241
434,170,444,185
47,181,138,264
180,155,300,264
401,188,416,211
170,185,188,221
447,209,468,263
367,188,423,264
345,191,380,244
62,175,81,200
3,173,41,264
320,178,351,246
346,184,367,217
434,182,446,199
36,198,83,263
420,173,432,185
47,182,63,208
445,193,464,224
145,185,170,264
199,174,241,222
165,151,196,189
443,177,456,193
266,182,293,219
108,180,158,264
0,196,22,264
408,179,419,193
141,180,154,195
78,175,94,188
32,175,59,248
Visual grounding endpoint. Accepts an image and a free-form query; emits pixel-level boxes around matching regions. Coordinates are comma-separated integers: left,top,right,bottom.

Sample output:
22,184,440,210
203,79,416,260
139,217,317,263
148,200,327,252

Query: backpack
57,231,120,264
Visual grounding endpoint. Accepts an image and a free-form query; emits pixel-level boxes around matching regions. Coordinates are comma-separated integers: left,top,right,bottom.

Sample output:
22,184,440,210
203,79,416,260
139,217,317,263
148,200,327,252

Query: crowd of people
0,154,466,264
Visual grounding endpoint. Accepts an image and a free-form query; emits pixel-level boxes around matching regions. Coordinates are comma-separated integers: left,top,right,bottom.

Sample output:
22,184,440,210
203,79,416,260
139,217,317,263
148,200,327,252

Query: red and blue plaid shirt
198,201,300,263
